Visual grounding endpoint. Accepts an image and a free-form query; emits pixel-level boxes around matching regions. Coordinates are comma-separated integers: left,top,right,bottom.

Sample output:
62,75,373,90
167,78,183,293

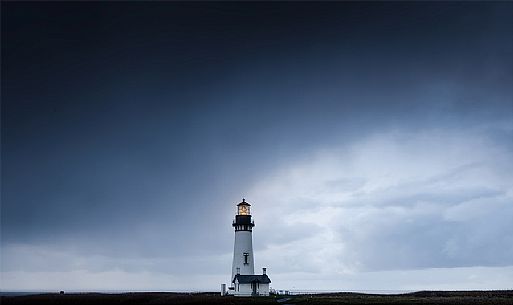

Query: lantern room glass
238,205,250,215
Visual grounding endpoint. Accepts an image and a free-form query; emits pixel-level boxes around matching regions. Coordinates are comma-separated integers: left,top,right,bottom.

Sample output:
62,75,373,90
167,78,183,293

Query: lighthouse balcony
233,216,255,231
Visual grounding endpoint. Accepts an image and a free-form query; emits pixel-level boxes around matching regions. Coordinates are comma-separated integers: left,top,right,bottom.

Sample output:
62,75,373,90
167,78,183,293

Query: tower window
243,253,249,265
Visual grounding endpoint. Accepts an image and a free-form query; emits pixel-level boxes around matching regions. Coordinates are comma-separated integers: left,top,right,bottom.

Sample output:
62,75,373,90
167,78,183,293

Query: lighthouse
224,198,271,297
231,198,255,279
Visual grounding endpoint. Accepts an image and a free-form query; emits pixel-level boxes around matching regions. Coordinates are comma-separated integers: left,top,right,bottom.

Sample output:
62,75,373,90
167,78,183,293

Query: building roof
233,274,271,284
237,198,251,206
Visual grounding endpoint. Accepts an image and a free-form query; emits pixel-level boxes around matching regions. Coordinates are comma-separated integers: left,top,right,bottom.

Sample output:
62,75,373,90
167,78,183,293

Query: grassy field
2,291,512,305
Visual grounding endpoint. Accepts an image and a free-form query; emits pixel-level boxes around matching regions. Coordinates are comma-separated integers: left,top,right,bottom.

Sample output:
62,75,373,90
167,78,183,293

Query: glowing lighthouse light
238,201,250,215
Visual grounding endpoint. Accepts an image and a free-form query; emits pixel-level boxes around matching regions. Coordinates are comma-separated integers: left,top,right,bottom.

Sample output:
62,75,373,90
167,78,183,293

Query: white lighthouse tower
224,198,271,297
231,198,255,279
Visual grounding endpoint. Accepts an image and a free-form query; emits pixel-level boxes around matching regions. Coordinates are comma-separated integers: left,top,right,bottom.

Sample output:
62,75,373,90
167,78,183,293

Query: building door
251,282,257,296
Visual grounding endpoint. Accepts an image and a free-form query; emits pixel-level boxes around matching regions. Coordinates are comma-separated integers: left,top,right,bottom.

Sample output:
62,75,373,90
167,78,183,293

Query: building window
243,253,249,265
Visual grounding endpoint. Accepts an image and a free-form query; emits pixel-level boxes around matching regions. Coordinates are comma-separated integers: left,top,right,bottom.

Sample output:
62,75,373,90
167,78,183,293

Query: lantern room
233,199,254,232
237,198,251,215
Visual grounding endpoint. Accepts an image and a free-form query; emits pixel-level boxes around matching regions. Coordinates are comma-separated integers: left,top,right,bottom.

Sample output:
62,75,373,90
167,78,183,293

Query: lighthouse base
232,283,270,297
231,274,271,297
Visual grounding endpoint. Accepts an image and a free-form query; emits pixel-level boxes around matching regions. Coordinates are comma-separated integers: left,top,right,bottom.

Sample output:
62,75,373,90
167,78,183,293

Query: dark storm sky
2,2,512,290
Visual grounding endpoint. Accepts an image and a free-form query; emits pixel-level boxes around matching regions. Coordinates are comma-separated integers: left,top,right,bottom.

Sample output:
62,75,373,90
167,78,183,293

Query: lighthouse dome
237,198,251,206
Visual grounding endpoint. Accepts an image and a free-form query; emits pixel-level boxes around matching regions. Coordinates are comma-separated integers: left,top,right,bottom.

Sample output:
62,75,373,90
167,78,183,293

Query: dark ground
2,291,513,305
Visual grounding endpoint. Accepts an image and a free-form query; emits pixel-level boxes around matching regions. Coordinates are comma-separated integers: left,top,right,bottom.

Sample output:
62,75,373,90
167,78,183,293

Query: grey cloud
336,166,513,270
2,1,512,290
337,195,513,271
251,126,513,275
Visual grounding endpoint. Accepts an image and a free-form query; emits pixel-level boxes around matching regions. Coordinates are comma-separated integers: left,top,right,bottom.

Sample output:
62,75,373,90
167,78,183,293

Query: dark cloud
2,1,512,290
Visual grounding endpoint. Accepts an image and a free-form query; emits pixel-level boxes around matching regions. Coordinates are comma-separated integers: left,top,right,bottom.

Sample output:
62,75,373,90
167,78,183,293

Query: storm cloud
2,2,512,291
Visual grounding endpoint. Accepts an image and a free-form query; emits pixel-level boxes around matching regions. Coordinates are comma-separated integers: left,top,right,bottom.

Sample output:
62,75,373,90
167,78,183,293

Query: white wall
231,230,254,280
259,283,270,296
234,283,253,296
233,282,270,297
